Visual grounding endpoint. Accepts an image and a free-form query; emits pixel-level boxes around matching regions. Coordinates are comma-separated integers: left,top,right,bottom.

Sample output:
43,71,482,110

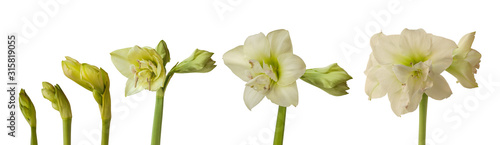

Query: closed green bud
174,49,216,73
300,63,352,96
41,82,72,119
20,89,37,127
156,40,170,66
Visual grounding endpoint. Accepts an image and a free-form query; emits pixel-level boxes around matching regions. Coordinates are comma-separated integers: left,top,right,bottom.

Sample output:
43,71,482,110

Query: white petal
446,59,477,88
244,32,270,61
456,32,475,57
244,86,266,110
387,89,408,116
223,45,252,82
110,47,134,78
399,29,431,58
370,32,406,65
267,29,293,57
425,73,452,100
428,35,456,74
465,49,481,69
402,76,424,113
277,54,306,86
365,76,386,100
125,78,144,96
266,82,299,107
365,54,387,99
393,64,413,83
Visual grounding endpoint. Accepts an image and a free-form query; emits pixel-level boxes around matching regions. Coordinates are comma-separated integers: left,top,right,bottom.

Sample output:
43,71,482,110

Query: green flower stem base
151,70,175,145
419,94,428,145
63,118,72,145
31,126,38,145
101,119,111,145
273,106,287,145
151,94,165,145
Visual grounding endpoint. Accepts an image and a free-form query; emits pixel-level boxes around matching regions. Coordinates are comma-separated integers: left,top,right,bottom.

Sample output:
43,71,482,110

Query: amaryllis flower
110,45,167,96
223,29,306,110
446,32,481,88
365,29,457,116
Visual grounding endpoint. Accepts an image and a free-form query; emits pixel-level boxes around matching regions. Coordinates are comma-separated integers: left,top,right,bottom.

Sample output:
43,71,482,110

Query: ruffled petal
387,89,408,117
370,32,406,65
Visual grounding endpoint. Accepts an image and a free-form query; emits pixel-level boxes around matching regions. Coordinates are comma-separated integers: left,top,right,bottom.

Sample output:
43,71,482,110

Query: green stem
273,106,287,145
63,118,72,145
151,94,164,145
419,94,428,145
101,119,111,145
31,126,38,145
151,70,175,145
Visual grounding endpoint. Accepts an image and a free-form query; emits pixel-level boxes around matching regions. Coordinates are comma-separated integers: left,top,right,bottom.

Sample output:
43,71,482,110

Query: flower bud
300,63,352,96
41,82,72,119
156,40,170,66
173,49,216,73
20,89,37,127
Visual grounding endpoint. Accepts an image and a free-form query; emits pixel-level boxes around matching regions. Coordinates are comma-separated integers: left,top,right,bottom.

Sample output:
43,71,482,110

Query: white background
1,0,500,145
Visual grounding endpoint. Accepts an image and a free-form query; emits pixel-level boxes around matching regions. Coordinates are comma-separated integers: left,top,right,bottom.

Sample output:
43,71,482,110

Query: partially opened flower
446,32,481,88
110,45,167,96
300,63,352,96
365,29,457,116
62,57,111,145
20,89,38,145
223,29,306,110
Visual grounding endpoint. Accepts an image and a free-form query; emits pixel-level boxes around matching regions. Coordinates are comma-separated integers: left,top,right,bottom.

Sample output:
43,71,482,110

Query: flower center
245,59,278,94
130,59,159,90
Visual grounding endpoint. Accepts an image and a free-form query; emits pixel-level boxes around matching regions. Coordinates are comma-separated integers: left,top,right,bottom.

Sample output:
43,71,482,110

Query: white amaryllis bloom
365,29,457,116
223,29,306,110
446,32,481,88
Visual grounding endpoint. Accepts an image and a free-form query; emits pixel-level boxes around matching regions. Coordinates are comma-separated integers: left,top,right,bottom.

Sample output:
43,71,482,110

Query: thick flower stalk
110,40,216,145
41,82,72,145
223,29,306,145
446,32,481,88
300,63,352,96
19,89,37,145
62,57,111,145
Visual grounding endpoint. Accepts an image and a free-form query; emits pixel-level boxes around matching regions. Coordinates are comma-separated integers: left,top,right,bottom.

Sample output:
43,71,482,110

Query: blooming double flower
365,29,457,116
223,29,306,110
110,45,167,96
